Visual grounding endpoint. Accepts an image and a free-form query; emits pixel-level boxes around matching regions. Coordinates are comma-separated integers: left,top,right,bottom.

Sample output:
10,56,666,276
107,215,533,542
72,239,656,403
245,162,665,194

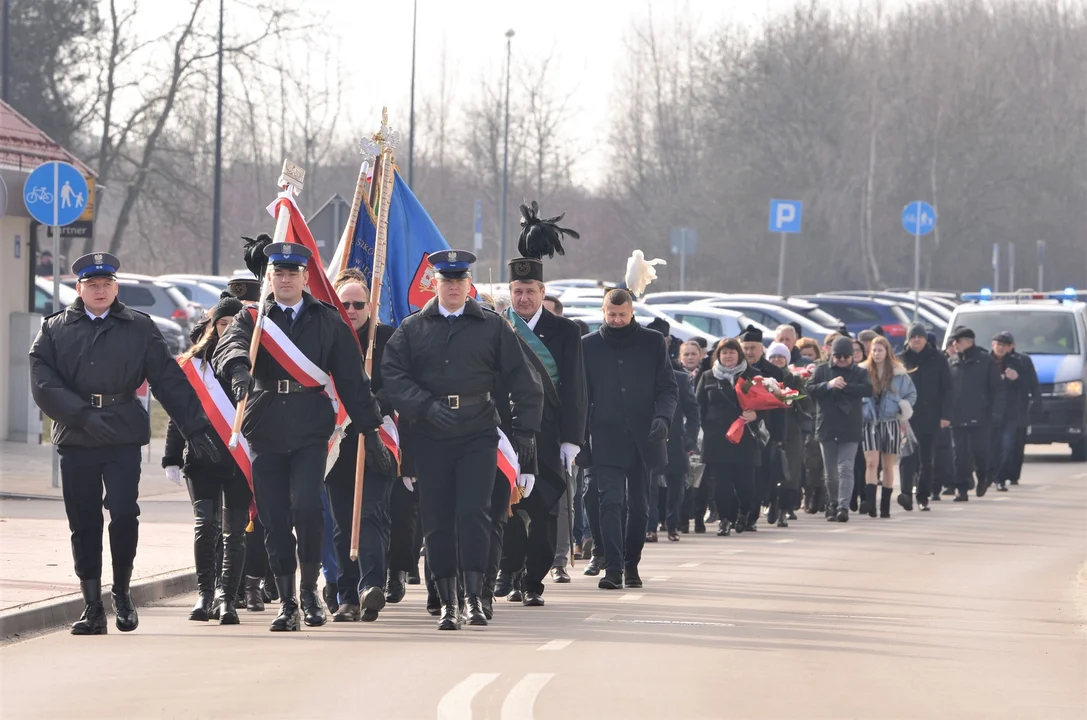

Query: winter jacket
993,351,1039,423
948,345,1005,427
861,364,917,423
696,365,764,467
898,343,953,435
664,369,701,475
808,362,873,443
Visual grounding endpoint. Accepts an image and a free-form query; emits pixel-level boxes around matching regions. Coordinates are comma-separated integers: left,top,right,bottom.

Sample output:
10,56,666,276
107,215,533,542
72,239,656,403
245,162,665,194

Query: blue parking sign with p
769,199,802,234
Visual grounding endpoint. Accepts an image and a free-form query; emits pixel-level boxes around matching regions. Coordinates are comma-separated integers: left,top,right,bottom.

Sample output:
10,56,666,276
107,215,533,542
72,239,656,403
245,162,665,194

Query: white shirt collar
276,299,303,316
438,303,464,318
523,304,544,331
86,309,110,321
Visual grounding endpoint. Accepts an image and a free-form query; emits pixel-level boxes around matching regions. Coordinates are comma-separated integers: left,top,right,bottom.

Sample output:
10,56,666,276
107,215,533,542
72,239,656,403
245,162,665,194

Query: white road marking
679,562,701,568
813,613,906,621
500,673,554,720
537,639,573,651
437,673,499,720
1073,472,1087,479
649,576,670,582
618,593,644,602
718,550,744,555
1034,485,1050,492
948,507,964,512
828,528,851,533
994,496,1009,502
773,538,796,544
585,613,615,622
598,617,736,628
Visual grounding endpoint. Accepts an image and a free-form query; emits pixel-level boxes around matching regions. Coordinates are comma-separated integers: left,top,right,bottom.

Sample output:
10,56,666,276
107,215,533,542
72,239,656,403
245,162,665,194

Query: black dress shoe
361,585,385,620
551,567,571,583
897,493,914,511
482,595,494,621
1009,479,1019,486
624,569,642,589
435,577,461,630
333,603,361,622
976,479,989,497
323,582,339,615
71,579,107,635
717,524,731,536
776,516,788,527
270,576,301,632
494,570,513,596
694,520,706,534
996,481,1008,492
787,510,797,520
407,568,421,585
522,591,545,607
385,571,407,604
426,590,441,616
767,501,780,525
953,491,969,502
583,557,602,576
826,510,839,522
941,488,955,496
299,565,327,627
645,531,658,543
836,509,849,522
598,572,623,590
111,567,139,632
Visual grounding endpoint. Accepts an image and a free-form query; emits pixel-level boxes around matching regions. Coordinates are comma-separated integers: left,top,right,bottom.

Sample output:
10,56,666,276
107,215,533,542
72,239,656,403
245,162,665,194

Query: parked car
822,290,953,322
694,294,844,329
567,312,720,346
62,274,198,335
160,277,226,311
689,300,833,340
160,273,231,295
35,277,186,355
794,295,912,347
640,291,732,305
649,304,773,343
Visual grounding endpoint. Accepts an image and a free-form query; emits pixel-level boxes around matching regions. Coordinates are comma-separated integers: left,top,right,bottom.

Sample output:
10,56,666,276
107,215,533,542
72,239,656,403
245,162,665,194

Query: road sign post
1037,240,1045,290
992,243,1000,293
23,161,89,489
669,227,697,291
1007,241,1015,291
901,201,936,322
474,200,483,251
769,200,802,295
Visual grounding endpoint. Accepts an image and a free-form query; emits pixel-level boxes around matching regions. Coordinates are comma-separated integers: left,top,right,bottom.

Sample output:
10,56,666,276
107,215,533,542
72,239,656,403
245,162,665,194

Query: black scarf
601,319,639,347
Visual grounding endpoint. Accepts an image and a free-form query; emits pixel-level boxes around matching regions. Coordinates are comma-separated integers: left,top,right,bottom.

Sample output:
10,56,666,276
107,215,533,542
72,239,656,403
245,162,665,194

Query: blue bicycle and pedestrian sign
901,201,935,236
23,161,89,227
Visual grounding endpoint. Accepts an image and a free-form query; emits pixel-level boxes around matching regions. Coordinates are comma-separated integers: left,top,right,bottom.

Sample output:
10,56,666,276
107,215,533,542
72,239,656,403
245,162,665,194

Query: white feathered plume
624,249,667,298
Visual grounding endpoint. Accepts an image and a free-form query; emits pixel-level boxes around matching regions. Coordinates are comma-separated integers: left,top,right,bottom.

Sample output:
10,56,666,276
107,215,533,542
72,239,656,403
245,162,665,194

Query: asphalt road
2,454,1085,720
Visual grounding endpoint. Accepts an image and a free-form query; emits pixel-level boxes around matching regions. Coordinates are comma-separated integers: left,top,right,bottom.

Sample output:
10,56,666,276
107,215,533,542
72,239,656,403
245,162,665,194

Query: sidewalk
0,439,182,499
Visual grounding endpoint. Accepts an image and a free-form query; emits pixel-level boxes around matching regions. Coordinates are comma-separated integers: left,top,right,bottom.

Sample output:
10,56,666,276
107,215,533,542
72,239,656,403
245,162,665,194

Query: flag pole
230,160,305,449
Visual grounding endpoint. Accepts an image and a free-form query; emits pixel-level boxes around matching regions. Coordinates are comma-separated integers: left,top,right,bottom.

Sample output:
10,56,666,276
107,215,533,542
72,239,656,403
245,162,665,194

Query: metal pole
1,0,10,102
776,232,786,296
407,0,417,188
499,30,514,269
680,245,686,292
1007,241,1015,291
1037,240,1045,290
913,211,921,323
211,0,224,275
52,163,60,488
992,243,1000,293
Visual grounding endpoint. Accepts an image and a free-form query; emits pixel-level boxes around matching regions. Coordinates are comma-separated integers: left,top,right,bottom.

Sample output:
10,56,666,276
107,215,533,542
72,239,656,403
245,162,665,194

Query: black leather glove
365,431,396,476
513,433,536,467
188,430,222,464
229,364,253,403
425,401,457,431
647,416,669,443
83,413,118,444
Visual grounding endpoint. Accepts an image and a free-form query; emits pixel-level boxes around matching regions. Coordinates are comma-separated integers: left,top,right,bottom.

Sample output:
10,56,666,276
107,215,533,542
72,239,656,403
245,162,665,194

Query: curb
0,568,196,641
0,493,65,501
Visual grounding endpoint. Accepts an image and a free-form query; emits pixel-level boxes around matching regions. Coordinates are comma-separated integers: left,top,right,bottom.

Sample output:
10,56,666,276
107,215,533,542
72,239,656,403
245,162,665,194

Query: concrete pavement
1,453,1085,720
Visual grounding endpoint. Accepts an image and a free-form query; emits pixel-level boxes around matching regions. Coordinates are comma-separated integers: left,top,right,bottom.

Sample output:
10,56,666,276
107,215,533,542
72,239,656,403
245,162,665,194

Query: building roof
0,100,95,176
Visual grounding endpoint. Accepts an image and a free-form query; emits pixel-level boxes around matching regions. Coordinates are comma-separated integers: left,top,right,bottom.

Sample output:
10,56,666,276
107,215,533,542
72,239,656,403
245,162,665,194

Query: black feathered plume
241,233,273,280
517,200,580,260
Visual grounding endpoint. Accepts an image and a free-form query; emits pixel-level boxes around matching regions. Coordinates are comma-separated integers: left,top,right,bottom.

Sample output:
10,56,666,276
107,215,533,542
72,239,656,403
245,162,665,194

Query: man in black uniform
30,252,220,635
382,250,543,630
990,331,1038,491
496,210,587,605
213,242,386,631
947,326,1005,501
581,289,678,590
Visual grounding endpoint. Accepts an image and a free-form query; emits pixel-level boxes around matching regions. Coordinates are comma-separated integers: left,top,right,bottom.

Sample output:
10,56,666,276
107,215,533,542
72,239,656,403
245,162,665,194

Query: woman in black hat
164,293,253,624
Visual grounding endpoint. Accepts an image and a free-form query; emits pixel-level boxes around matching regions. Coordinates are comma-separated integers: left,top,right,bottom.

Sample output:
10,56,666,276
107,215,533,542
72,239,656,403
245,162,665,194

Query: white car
649,304,774,342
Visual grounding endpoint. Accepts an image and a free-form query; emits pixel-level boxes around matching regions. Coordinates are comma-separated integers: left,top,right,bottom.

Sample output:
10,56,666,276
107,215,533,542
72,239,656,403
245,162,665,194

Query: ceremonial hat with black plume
241,233,274,280
508,200,579,283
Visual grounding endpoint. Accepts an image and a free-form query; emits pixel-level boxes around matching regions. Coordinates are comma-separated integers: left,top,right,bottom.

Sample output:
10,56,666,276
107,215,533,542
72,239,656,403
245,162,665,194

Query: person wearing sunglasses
808,336,873,522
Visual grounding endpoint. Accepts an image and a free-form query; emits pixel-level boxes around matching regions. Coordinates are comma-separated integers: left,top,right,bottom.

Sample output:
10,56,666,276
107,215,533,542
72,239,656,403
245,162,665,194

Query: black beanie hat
212,292,243,324
831,336,855,358
740,324,763,343
907,322,927,339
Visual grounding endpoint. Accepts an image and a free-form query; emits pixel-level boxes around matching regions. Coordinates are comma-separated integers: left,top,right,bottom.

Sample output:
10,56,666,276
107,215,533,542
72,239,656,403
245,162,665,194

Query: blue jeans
991,415,1019,483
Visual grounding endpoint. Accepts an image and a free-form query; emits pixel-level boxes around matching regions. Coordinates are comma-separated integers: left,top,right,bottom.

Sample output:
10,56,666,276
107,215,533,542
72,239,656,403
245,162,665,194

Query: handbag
686,454,705,489
769,443,790,486
750,419,771,448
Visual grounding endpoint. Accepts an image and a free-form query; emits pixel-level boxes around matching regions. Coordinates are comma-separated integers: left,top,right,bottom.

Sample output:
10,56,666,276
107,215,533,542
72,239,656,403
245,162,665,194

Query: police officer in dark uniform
213,242,387,632
30,252,220,635
382,250,543,630
496,207,587,606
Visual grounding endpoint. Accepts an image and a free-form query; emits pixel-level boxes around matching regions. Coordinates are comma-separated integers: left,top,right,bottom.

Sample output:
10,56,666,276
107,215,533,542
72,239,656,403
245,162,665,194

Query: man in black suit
496,237,588,606
582,289,678,590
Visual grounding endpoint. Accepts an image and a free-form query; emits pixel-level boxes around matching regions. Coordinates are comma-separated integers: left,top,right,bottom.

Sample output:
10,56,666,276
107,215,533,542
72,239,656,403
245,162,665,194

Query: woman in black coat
163,295,252,624
696,338,764,535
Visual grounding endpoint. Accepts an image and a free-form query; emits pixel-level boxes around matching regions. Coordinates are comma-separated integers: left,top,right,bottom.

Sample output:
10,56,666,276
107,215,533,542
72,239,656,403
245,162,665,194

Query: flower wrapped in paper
735,375,804,411
726,417,748,445
788,364,814,380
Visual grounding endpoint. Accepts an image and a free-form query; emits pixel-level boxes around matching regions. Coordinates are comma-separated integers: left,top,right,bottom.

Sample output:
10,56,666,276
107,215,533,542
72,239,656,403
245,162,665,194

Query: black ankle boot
71,579,107,635
189,499,217,621
244,576,265,611
299,564,326,627
270,575,300,631
217,508,247,625
862,485,878,518
463,571,488,626
385,570,407,604
111,567,139,632
494,570,513,597
880,486,892,519
435,577,461,630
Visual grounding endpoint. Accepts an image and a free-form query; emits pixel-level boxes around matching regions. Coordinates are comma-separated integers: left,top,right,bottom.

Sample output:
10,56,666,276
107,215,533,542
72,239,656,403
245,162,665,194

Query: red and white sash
496,428,519,491
178,358,253,485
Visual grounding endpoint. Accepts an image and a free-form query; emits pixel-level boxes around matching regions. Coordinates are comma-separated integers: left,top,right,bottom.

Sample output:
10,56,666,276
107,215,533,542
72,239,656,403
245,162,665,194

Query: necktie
284,307,294,325
447,315,458,327
92,317,105,329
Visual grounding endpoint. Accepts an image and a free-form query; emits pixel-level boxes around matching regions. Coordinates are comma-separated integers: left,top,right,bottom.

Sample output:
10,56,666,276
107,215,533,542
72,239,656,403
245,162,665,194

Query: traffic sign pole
902,201,935,324
777,232,786,296
913,219,920,323
52,164,59,489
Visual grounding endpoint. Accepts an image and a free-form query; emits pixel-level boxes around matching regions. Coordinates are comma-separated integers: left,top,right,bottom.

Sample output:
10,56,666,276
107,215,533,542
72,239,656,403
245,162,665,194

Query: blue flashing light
980,287,992,296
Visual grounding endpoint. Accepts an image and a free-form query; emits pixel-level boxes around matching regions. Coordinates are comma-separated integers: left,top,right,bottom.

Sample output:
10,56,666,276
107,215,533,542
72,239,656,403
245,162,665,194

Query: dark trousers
387,477,419,575
900,431,937,499
59,444,142,581
572,467,588,547
708,461,756,526
485,474,512,597
584,469,602,556
186,468,252,511
952,425,990,491
990,415,1019,483
647,481,666,530
251,443,327,577
415,430,497,578
934,430,954,493
687,476,715,527
664,473,685,533
325,471,393,603
500,470,559,596
592,464,650,575
244,517,268,579
1009,428,1028,482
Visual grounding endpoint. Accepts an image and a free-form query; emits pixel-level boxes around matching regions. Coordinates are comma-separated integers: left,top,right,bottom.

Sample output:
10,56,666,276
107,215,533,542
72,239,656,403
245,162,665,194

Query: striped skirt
862,420,902,454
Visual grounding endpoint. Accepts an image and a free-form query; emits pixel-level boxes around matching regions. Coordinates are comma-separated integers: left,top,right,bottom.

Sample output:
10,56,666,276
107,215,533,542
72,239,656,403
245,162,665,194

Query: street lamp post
211,0,224,274
499,29,514,271
407,0,418,188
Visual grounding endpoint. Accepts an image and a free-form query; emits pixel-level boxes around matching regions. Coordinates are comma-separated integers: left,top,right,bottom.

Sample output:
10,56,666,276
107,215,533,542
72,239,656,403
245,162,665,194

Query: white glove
517,474,536,498
164,466,182,486
560,443,580,475
402,477,416,492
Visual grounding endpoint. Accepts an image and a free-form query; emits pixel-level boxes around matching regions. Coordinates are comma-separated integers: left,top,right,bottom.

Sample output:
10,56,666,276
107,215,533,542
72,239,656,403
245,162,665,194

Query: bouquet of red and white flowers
788,364,815,380
725,376,805,444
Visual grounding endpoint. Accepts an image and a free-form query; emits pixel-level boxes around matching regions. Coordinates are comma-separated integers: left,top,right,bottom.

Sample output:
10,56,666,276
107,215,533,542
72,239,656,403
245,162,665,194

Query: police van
947,289,1087,461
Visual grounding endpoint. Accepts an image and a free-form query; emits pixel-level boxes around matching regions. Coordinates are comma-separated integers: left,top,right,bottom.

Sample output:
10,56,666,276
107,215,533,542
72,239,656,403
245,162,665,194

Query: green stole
504,307,560,388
